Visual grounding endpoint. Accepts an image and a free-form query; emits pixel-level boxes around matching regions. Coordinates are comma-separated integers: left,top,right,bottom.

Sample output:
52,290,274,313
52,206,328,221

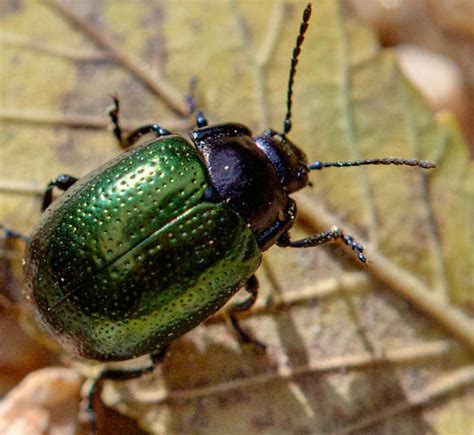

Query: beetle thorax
189,123,309,250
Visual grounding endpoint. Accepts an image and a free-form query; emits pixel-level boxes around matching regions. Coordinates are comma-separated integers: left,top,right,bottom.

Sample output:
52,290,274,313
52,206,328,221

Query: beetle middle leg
85,346,168,435
227,275,266,349
107,96,172,149
42,174,78,211
277,227,367,263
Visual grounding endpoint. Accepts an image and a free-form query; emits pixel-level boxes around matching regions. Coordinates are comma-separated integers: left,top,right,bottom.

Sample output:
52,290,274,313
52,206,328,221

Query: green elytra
25,136,261,360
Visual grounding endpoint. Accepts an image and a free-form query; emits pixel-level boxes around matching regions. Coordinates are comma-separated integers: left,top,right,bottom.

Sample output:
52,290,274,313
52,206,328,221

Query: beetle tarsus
107,95,125,148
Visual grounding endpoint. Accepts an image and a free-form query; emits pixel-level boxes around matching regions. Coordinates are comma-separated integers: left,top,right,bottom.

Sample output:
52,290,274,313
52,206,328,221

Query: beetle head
254,131,309,194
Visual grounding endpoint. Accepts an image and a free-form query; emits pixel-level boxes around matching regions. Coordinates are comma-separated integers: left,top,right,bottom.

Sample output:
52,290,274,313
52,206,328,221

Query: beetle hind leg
227,275,266,349
84,347,168,434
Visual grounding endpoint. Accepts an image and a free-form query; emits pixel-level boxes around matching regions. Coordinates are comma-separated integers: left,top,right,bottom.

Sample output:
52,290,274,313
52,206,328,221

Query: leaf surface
0,1,472,434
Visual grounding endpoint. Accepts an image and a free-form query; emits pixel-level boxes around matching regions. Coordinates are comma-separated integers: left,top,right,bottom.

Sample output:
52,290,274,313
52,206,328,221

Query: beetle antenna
282,3,312,136
308,157,437,170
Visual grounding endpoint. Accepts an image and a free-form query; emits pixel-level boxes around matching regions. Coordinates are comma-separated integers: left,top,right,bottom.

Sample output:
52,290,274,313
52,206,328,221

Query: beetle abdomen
25,136,261,360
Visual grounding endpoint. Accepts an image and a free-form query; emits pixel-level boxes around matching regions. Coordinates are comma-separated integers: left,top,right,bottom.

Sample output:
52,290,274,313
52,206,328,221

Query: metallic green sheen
24,136,261,361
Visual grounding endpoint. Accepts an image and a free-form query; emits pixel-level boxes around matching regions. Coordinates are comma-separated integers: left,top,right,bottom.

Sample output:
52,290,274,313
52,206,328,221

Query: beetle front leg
227,275,266,349
277,227,367,263
107,96,172,149
84,347,168,435
42,174,78,211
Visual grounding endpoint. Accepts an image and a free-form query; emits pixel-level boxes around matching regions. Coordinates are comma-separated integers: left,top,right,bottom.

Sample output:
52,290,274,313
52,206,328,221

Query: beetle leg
107,95,124,148
42,174,78,211
277,228,367,264
122,124,172,149
227,275,266,349
84,347,168,435
0,224,30,243
107,95,172,149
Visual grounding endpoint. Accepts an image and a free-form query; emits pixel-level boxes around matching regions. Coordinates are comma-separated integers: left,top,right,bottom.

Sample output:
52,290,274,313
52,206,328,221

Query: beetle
1,3,435,432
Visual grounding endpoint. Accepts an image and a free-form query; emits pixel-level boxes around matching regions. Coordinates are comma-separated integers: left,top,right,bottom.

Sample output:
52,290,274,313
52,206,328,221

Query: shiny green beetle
25,134,261,361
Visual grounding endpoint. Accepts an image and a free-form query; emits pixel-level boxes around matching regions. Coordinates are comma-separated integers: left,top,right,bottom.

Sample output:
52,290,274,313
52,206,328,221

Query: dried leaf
0,1,472,434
